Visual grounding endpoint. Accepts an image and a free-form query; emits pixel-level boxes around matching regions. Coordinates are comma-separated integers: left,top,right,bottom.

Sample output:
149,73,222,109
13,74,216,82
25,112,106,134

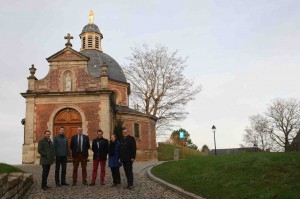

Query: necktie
78,135,82,152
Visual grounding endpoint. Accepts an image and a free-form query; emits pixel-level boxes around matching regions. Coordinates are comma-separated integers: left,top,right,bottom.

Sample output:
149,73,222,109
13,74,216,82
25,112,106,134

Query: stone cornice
20,90,114,98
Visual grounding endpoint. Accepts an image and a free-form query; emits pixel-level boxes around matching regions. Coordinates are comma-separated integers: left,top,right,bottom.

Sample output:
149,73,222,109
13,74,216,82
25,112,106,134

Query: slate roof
81,23,102,37
115,106,157,120
80,49,127,83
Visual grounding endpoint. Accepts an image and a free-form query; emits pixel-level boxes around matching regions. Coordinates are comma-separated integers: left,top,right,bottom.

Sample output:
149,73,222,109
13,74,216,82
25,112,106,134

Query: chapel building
21,11,157,164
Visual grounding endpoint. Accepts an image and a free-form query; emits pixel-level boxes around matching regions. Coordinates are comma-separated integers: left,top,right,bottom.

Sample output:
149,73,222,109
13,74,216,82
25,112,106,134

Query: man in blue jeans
53,126,69,186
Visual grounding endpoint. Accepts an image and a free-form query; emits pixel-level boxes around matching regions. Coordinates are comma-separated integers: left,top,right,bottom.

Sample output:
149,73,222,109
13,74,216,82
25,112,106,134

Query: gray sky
1,0,300,164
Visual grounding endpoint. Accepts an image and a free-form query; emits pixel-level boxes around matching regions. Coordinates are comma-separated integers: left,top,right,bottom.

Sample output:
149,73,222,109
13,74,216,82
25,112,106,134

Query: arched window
134,123,140,138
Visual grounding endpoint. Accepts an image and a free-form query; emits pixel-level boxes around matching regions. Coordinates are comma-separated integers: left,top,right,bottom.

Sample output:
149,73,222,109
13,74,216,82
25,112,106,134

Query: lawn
0,163,23,173
157,142,204,161
151,152,300,199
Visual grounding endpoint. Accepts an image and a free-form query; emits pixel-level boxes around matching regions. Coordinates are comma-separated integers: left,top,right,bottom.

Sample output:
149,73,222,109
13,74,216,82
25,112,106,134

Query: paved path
17,162,184,199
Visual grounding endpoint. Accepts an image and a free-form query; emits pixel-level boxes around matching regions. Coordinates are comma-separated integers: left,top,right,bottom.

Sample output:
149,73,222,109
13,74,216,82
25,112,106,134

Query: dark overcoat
38,138,55,165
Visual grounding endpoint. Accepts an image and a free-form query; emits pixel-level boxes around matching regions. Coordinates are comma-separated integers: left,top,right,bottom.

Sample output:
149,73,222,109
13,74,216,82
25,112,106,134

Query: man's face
45,131,51,139
97,131,103,138
59,128,64,134
122,129,128,137
78,128,83,134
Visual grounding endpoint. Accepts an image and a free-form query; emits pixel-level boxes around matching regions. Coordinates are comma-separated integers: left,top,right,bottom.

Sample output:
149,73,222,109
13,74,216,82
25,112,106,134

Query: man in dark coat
38,130,55,191
53,126,69,186
89,129,108,186
70,127,90,186
120,127,136,190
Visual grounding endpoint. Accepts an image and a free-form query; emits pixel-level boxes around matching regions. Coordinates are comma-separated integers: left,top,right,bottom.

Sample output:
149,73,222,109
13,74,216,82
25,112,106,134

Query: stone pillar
99,94,111,139
174,149,179,161
22,97,36,164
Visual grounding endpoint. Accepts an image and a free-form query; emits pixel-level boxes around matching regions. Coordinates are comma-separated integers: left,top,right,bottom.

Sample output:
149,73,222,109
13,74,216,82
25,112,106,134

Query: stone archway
53,108,82,158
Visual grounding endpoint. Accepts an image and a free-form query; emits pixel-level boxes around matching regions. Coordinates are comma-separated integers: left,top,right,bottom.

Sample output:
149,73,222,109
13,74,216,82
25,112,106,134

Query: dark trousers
110,167,121,184
122,161,133,186
73,153,87,183
41,165,51,188
55,156,67,184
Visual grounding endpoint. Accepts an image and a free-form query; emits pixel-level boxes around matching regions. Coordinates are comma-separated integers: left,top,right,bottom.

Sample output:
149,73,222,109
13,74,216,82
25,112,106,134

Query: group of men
37,126,136,191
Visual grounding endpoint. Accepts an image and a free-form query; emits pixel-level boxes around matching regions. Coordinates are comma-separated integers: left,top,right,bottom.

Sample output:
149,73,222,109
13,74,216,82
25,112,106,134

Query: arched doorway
53,108,82,158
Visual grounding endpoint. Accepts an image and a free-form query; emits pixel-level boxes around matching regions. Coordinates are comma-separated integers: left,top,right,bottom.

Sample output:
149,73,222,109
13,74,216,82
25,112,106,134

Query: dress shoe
56,184,61,187
111,184,117,187
83,182,88,186
46,185,52,189
89,182,95,186
61,183,69,186
42,187,47,191
128,185,134,190
72,182,76,186
100,181,105,185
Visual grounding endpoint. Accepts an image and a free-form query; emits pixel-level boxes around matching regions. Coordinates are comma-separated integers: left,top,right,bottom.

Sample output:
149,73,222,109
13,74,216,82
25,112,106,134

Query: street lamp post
212,125,217,155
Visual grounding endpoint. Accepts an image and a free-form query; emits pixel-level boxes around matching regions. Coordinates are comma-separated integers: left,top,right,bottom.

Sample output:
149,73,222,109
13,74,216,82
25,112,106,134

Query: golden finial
89,10,94,24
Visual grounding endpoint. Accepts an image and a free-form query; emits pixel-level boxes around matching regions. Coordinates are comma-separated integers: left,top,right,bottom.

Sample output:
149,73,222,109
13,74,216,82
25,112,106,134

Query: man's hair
110,134,117,139
59,126,65,130
122,127,127,131
97,129,103,134
44,130,51,134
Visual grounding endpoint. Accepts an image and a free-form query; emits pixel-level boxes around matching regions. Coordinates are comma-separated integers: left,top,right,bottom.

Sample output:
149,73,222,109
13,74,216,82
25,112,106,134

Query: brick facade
21,30,157,164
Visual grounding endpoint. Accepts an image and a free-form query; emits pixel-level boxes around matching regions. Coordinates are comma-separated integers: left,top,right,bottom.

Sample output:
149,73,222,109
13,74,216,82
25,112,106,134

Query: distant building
21,11,157,164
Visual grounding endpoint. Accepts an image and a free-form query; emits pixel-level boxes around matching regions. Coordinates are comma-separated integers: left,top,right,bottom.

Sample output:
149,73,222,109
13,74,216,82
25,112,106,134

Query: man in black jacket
38,130,54,191
89,129,108,186
120,127,136,190
70,127,90,186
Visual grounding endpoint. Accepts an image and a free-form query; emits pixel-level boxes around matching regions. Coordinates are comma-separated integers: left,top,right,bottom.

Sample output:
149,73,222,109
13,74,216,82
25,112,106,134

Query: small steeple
89,10,94,24
80,11,103,51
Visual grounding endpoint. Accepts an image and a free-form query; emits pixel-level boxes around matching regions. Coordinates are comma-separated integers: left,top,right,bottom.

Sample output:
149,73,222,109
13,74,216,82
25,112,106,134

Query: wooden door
53,108,82,158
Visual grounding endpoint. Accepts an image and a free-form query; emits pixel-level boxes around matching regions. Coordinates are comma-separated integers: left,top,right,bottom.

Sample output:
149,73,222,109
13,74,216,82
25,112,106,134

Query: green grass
157,142,204,161
0,163,23,173
152,152,300,199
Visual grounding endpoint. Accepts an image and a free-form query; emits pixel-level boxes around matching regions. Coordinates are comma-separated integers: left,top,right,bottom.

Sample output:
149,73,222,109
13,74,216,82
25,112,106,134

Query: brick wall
34,102,101,141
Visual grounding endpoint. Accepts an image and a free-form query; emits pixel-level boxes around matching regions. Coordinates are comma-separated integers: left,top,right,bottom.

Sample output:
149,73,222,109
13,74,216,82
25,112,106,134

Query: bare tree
243,114,274,151
266,98,300,151
123,44,201,131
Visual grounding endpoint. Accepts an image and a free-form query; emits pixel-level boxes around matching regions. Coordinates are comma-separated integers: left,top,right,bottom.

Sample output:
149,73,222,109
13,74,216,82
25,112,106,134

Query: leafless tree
266,98,300,151
243,114,274,151
123,44,201,131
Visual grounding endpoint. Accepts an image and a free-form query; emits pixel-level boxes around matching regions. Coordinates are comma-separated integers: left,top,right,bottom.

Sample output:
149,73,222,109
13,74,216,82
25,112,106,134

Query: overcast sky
1,0,300,164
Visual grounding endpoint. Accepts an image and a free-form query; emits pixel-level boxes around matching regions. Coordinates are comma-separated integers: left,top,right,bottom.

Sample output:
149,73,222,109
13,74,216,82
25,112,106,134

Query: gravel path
17,162,184,199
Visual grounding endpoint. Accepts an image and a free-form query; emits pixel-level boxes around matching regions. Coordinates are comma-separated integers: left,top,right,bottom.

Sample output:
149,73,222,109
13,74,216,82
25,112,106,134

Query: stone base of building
22,144,38,164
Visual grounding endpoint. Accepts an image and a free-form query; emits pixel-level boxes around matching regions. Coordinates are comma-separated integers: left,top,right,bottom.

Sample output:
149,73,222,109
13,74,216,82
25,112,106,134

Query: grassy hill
0,163,23,173
152,151,300,199
157,142,205,161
